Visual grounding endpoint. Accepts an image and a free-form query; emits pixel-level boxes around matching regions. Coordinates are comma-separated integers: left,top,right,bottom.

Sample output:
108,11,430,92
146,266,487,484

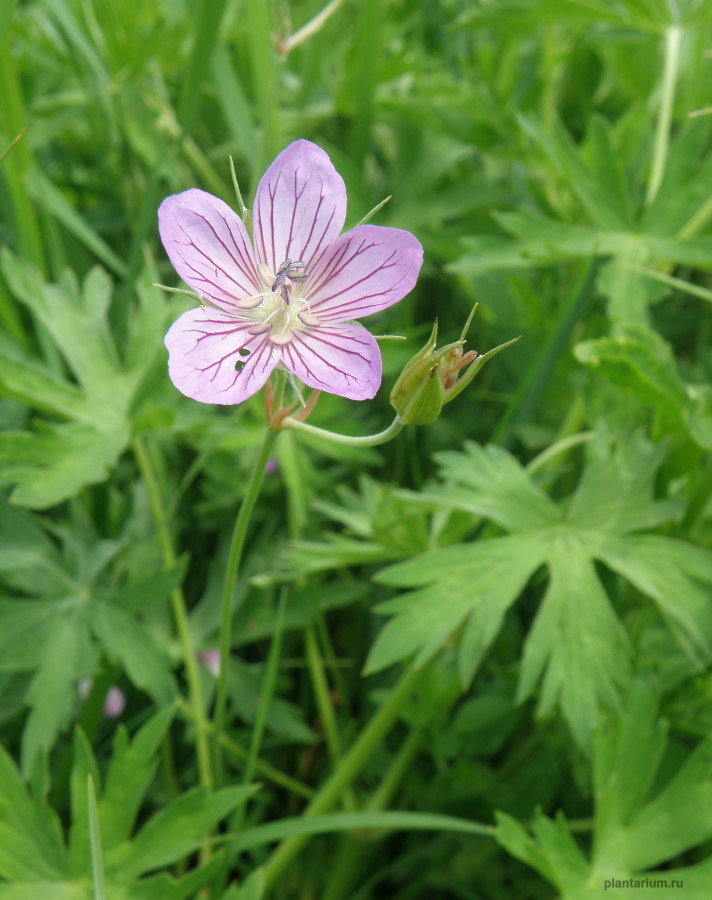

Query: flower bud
390,306,519,425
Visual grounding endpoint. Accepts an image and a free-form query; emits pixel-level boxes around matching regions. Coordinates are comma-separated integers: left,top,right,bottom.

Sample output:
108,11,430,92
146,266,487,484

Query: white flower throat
238,260,321,345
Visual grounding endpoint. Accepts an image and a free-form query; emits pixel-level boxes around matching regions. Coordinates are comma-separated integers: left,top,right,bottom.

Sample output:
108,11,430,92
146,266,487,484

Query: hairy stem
281,414,404,447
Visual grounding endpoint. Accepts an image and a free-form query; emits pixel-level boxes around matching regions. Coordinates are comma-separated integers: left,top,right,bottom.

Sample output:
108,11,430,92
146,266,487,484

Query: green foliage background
1,0,712,898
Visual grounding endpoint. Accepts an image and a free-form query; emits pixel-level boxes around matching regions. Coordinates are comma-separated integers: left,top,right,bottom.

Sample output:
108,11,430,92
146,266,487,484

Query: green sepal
389,320,446,425
390,306,519,425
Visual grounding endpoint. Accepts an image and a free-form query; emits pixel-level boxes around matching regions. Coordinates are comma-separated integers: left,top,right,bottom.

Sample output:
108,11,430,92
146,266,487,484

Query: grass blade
87,774,107,900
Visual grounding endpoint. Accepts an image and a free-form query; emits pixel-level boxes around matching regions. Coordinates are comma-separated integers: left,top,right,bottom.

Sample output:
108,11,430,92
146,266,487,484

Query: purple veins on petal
158,139,423,405
307,224,423,322
165,307,278,405
281,323,382,401
158,189,261,311
252,141,347,273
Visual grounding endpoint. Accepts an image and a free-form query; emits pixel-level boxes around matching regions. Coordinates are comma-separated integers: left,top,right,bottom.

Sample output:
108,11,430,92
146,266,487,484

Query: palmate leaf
0,251,166,508
495,682,712,899
0,502,176,773
576,326,712,450
450,116,712,326
0,711,253,899
366,431,712,745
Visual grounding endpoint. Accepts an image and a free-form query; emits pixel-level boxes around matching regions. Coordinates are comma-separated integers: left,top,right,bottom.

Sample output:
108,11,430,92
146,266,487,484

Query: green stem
305,625,344,762
242,589,287,789
322,729,424,900
0,38,45,273
177,0,229,134
645,25,682,206
492,257,599,447
262,663,427,892
305,626,357,812
680,460,712,537
677,193,712,241
366,728,423,812
525,431,594,477
132,436,213,791
213,426,278,783
281,414,404,447
177,697,315,799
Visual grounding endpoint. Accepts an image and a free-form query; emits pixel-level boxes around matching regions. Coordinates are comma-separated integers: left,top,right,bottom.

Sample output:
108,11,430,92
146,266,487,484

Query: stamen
235,294,268,310
298,311,321,327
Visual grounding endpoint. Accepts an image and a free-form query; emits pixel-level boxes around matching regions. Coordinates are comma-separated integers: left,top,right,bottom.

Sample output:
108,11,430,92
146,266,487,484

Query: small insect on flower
158,139,423,404
272,259,307,304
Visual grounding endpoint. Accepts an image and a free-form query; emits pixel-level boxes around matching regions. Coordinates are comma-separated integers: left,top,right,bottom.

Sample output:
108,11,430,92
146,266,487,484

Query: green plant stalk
282,414,404,446
0,41,45,273
677,194,712,241
305,626,357,812
246,0,281,174
346,0,380,162
243,589,287,789
645,25,682,206
322,729,424,900
132,436,213,791
178,0,229,134
278,0,346,54
316,607,348,702
492,258,600,447
177,696,315,800
182,137,232,199
525,430,594,477
213,426,278,783
262,662,428,891
305,625,344,762
220,588,289,888
680,461,712,537
87,774,107,900
367,727,423,812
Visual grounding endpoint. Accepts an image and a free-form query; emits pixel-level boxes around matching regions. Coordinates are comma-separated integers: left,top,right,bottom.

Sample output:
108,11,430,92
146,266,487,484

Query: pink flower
197,648,221,677
78,679,126,718
158,140,423,404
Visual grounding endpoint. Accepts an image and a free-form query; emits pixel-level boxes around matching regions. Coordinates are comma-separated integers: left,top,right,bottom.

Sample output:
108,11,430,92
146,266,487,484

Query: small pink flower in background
103,686,126,718
159,140,423,405
264,457,279,474
78,679,126,718
197,648,221,677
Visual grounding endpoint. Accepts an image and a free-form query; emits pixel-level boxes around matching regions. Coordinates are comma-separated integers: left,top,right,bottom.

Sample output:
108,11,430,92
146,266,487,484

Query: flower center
244,261,319,345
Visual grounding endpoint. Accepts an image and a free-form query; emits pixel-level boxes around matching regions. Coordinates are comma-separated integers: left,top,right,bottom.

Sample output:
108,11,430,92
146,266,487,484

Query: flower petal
159,189,261,311
281,323,382,400
306,224,423,322
164,307,277,405
252,140,347,275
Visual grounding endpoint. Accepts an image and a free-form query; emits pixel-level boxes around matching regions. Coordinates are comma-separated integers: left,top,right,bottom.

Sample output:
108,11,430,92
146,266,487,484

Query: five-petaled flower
158,140,423,404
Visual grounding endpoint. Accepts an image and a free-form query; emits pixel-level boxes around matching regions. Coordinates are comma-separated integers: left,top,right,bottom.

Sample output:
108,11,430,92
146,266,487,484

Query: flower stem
262,662,427,892
281,414,404,447
213,426,278,783
645,25,682,206
132,436,213,791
